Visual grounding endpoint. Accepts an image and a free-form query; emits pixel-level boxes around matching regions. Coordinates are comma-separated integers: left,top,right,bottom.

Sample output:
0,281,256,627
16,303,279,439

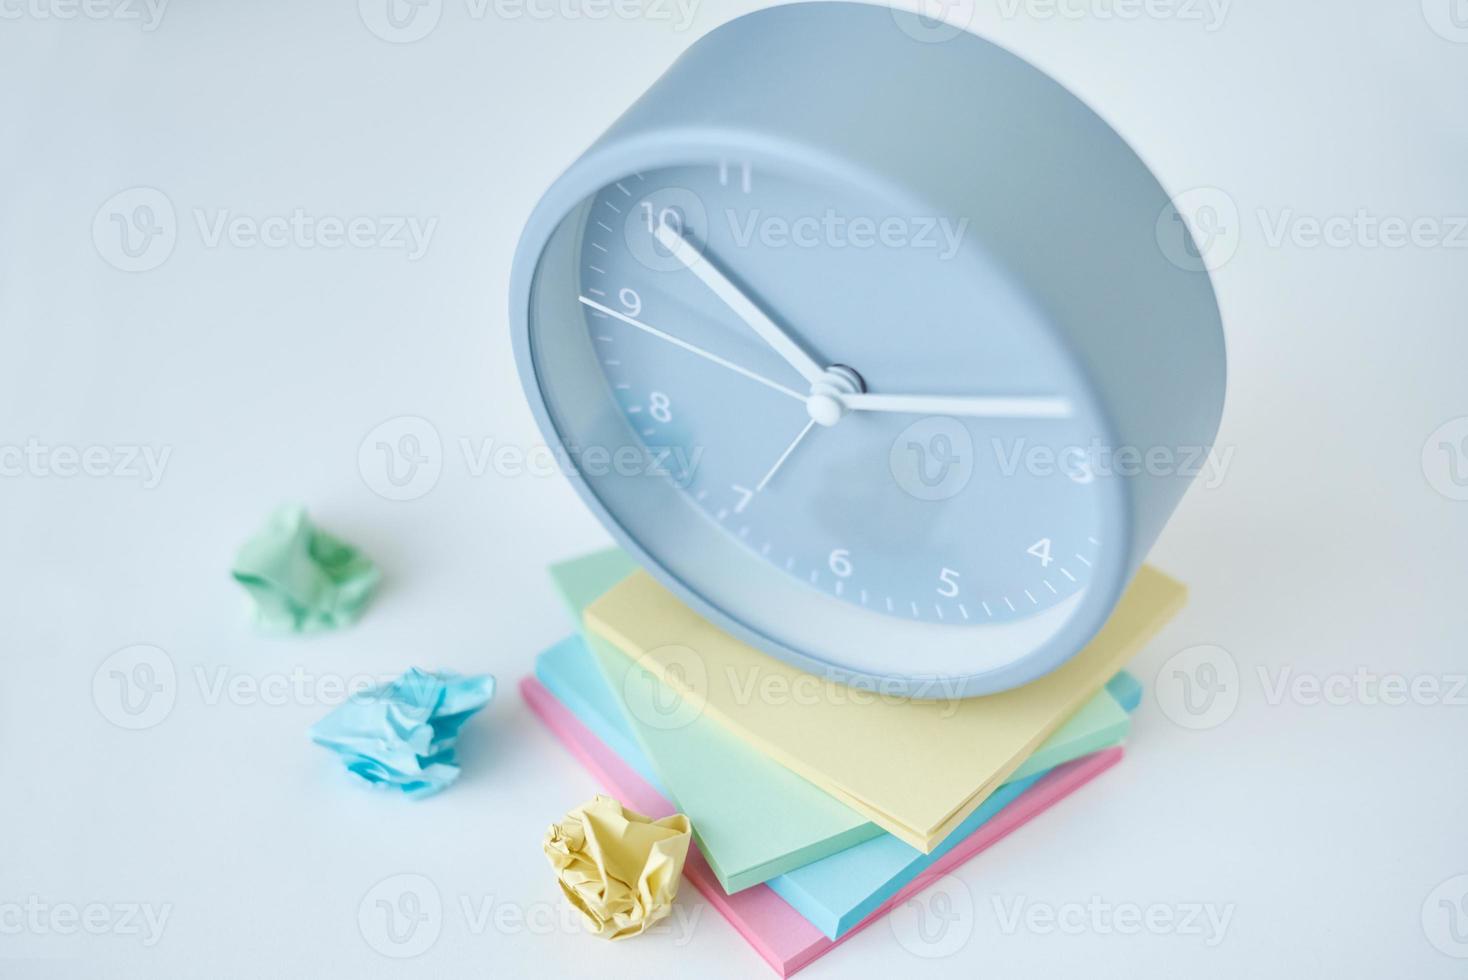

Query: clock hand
837,392,1073,419
578,296,805,403
755,419,817,492
654,222,829,387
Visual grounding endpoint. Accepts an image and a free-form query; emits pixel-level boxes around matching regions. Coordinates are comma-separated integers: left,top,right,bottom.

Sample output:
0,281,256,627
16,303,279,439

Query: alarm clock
509,2,1225,698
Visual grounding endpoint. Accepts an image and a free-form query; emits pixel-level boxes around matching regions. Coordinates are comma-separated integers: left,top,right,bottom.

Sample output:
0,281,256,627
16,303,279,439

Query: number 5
937,567,961,598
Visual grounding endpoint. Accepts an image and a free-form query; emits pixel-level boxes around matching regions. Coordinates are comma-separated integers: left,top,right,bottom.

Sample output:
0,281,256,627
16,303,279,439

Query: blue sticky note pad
535,635,662,791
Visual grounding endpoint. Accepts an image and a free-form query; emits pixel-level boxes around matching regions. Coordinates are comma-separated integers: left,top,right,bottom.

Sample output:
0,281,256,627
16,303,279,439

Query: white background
3,1,1466,977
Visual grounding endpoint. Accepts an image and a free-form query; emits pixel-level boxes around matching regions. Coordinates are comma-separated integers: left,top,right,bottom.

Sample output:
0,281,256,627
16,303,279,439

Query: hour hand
838,392,1073,419
654,221,829,386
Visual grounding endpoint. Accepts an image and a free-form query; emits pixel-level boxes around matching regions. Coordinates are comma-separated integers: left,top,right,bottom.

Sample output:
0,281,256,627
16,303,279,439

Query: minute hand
654,222,828,386
839,392,1074,419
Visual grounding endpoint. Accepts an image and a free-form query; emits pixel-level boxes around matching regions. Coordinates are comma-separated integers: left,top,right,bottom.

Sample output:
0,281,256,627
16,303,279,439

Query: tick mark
1025,590,1037,605
1004,597,1016,612
615,182,632,196
910,601,920,618
589,265,606,274
604,201,622,214
1044,580,1057,594
1060,567,1076,582
958,603,969,620
834,579,844,596
933,604,944,620
590,241,607,252
982,601,993,617
1075,554,1092,567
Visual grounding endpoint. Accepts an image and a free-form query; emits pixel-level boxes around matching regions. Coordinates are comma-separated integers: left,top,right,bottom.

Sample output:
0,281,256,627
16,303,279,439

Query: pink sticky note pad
521,676,1123,976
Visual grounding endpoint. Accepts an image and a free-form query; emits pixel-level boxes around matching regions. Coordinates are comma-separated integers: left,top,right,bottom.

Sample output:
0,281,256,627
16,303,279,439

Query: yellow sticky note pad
585,566,1186,852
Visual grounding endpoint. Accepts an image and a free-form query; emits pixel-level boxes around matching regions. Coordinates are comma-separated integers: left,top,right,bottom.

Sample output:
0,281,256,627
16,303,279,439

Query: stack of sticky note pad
520,549,1186,975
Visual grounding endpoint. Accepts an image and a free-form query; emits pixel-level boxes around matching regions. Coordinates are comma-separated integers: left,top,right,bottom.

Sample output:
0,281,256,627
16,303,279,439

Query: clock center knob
806,365,865,427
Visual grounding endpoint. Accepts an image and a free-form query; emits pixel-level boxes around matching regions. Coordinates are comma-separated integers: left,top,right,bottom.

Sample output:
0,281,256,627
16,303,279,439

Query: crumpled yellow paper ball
543,795,692,940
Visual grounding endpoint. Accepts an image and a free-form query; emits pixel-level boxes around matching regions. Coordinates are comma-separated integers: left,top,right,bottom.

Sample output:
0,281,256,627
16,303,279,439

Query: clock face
540,161,1109,634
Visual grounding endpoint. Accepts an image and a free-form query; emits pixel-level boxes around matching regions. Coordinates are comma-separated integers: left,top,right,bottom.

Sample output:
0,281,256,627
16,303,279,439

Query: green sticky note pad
549,549,1133,892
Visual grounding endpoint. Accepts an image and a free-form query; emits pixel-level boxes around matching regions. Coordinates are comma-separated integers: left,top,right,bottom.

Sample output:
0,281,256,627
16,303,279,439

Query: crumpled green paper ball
231,504,380,633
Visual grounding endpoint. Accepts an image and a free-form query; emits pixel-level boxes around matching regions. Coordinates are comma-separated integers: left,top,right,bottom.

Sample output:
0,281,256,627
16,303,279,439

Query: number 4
1027,538,1054,567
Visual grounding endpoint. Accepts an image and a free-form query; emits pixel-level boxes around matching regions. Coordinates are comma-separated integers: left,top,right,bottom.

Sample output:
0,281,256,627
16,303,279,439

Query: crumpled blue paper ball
309,668,496,798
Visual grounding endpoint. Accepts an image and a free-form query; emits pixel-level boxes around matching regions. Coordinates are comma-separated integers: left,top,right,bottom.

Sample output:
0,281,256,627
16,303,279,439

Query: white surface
3,2,1466,977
